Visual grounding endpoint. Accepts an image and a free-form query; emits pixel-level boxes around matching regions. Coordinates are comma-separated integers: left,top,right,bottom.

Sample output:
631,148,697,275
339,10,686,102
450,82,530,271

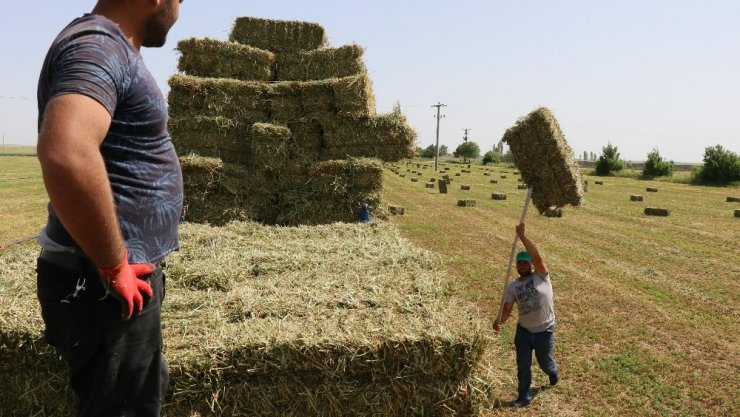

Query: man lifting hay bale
493,107,583,407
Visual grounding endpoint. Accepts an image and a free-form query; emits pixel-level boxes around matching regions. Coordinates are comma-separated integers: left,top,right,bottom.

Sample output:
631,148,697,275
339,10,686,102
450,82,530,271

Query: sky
1,1,738,163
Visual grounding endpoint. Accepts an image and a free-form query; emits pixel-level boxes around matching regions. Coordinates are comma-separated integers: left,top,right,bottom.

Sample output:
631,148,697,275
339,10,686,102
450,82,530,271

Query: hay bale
0,222,490,417
502,107,584,213
517,184,528,190
457,199,477,207
230,16,327,52
169,116,252,164
388,205,405,215
461,185,471,191
630,195,644,202
177,37,275,81
484,172,490,176
455,173,461,177
168,74,375,122
277,44,366,81
425,182,435,189
646,187,658,192
595,181,604,185
489,179,498,184
727,196,740,202
644,207,670,217
429,178,436,182
543,208,563,218
735,209,740,218
438,179,448,194
411,178,419,182
321,112,416,150
492,193,507,201
500,175,507,179
250,123,294,169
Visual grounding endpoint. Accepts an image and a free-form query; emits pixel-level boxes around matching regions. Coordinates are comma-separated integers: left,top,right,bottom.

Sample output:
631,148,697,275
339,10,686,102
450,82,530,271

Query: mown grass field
383,160,739,417
1,155,738,416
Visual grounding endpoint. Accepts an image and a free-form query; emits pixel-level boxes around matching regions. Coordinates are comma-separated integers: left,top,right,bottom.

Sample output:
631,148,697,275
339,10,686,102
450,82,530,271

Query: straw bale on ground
277,44,366,81
502,107,584,213
177,38,275,81
645,207,670,217
0,223,492,416
230,17,327,53
727,196,740,202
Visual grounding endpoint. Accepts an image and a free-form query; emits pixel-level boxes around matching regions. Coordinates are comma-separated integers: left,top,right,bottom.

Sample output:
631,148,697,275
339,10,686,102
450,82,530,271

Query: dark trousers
36,252,168,417
514,324,558,401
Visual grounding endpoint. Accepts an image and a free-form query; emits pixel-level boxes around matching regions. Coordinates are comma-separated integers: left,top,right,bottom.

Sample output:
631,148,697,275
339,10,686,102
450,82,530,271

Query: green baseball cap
516,251,532,262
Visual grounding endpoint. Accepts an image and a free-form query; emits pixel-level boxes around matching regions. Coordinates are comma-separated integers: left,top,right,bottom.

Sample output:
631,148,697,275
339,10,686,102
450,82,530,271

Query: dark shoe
510,398,531,408
549,372,559,386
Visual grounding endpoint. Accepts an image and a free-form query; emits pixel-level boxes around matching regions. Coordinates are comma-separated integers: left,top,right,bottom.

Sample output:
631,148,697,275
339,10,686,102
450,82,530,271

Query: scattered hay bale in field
457,199,477,207
438,179,448,194
484,172,490,176
416,172,423,176
461,185,471,191
595,181,604,185
630,195,644,202
735,209,740,218
645,207,670,217
489,179,498,184
411,177,419,182
425,182,435,189
429,178,436,182
442,175,450,184
502,107,584,213
517,184,528,190
176,37,275,81
500,175,507,179
455,173,461,177
543,208,563,218
726,196,740,202
388,205,405,215
399,174,406,178
646,187,658,192
230,16,327,52
0,223,490,417
492,193,507,201
277,44,366,81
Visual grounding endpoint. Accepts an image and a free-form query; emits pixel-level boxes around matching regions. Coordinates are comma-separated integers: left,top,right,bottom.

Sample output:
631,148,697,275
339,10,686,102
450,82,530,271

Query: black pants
36,252,168,417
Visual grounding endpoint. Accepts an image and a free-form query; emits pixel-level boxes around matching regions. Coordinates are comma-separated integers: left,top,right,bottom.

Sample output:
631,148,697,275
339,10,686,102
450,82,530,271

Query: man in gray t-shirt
494,223,559,407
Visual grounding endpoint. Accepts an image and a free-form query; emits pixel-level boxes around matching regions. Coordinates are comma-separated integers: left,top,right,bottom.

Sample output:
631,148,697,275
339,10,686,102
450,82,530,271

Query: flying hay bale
230,16,327,53
461,185,471,190
457,199,477,207
176,37,275,81
630,195,644,202
388,205,405,215
646,187,658,192
277,44,366,81
726,196,739,202
645,207,670,217
492,193,507,201
502,107,584,213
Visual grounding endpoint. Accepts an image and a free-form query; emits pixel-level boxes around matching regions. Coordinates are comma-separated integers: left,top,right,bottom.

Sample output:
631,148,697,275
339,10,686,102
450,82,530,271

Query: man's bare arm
37,94,125,268
516,223,549,275
493,301,514,332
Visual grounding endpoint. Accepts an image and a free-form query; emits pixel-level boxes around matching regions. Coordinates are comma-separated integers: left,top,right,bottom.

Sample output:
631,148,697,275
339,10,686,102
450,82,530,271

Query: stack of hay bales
0,222,489,416
170,17,417,225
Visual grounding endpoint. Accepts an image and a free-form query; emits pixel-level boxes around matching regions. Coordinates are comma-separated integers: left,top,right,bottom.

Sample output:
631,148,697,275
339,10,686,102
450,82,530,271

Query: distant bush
642,148,675,178
595,143,625,176
482,151,500,165
692,145,740,184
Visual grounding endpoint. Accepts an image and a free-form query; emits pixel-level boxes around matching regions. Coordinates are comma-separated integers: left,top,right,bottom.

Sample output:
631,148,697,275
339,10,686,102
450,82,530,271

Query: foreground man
493,223,559,408
36,1,184,415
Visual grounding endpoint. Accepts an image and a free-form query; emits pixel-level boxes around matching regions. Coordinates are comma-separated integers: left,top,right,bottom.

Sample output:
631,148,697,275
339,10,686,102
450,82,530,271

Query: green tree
454,141,481,163
693,145,740,184
482,151,500,165
642,148,675,178
595,143,625,176
419,144,449,158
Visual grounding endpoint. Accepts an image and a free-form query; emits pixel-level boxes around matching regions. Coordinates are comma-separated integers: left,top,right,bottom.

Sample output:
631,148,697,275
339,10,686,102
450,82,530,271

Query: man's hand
493,320,502,333
516,223,526,239
97,250,154,319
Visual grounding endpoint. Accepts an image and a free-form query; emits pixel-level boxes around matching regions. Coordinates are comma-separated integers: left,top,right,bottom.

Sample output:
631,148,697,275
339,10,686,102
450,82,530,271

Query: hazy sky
1,1,738,163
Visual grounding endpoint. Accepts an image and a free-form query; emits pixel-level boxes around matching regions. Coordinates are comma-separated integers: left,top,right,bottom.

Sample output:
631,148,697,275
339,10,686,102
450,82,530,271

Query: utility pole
462,128,471,142
432,102,447,171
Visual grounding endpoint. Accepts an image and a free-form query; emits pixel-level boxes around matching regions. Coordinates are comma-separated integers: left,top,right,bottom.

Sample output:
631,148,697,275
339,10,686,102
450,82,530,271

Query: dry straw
169,116,252,164
0,222,491,416
277,44,366,81
502,107,584,213
230,16,327,53
177,37,275,81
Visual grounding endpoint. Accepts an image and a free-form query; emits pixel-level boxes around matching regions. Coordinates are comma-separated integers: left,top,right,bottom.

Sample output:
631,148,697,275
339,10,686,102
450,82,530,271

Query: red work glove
97,249,154,320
